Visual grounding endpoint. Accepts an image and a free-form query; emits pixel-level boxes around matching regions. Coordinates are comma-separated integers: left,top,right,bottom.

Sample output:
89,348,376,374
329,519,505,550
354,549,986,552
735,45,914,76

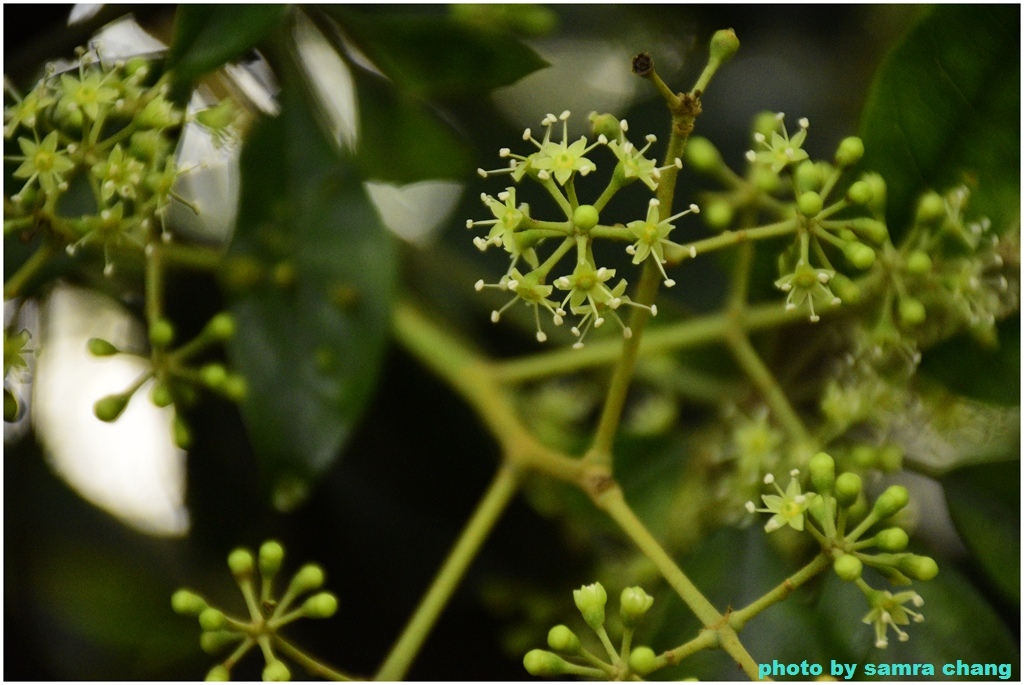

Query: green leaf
942,460,1020,605
919,315,1020,406
859,6,1020,240
167,5,288,84
224,71,396,505
323,8,548,98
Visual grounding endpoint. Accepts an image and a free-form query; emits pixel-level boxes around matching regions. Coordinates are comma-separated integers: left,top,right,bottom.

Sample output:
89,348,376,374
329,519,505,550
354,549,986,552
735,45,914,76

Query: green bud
833,553,863,582
547,624,581,654
844,242,876,270
830,273,860,304
4,389,17,422
221,374,248,403
898,554,939,581
619,586,654,628
685,136,723,174
751,166,780,193
875,527,909,552
862,173,887,214
124,57,151,80
196,100,239,133
851,217,889,245
149,319,175,348
572,204,599,232
899,298,926,326
94,393,130,422
201,629,242,655
200,363,228,390
916,192,946,224
259,540,285,580
851,444,877,469
289,564,325,595
205,313,237,341
752,111,781,140
228,548,255,578
795,161,820,193
171,589,208,616
703,199,733,230
173,415,192,450
807,494,830,528
205,665,231,682
797,191,823,217
834,472,862,508
151,381,174,408
524,649,567,677
834,136,864,167
588,112,621,141
905,250,933,276
129,129,170,161
809,452,836,493
878,444,903,473
872,485,910,519
88,337,119,356
573,582,607,630
263,660,291,682
199,607,227,631
302,592,338,618
220,255,265,293
846,180,874,205
629,646,659,676
709,28,740,64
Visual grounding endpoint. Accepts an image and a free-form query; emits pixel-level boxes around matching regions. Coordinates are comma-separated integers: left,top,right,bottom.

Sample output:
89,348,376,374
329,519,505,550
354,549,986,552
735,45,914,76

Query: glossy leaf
168,5,287,84
919,315,1020,406
323,8,548,98
942,460,1020,604
224,73,395,504
859,6,1020,240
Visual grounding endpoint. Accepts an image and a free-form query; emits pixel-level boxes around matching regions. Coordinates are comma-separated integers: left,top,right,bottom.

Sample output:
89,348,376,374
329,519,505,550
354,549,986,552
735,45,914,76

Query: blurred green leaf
942,459,1020,605
324,8,548,98
167,5,287,85
224,73,396,503
919,315,1020,406
859,5,1020,240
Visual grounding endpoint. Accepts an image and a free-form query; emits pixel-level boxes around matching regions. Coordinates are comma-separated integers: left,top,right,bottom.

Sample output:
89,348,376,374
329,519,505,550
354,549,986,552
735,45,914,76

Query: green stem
375,466,521,681
4,240,57,300
665,219,797,264
659,629,718,670
273,635,353,681
156,242,224,271
729,553,831,630
145,242,163,327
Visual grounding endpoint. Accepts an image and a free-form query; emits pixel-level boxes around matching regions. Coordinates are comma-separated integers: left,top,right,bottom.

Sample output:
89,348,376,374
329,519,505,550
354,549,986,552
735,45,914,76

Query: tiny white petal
650,305,658,316
745,501,756,513
798,117,809,128
572,341,584,350
690,204,700,213
622,327,632,339
745,150,757,162
754,132,766,143
664,279,676,288
491,311,500,323
689,246,697,258
536,331,547,342
474,280,485,291
763,473,775,484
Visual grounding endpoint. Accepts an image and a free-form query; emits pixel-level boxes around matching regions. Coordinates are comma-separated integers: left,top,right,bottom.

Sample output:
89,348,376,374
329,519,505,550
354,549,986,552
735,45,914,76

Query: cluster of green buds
172,540,339,681
88,311,244,449
470,110,699,348
524,581,665,679
746,452,937,648
686,113,888,322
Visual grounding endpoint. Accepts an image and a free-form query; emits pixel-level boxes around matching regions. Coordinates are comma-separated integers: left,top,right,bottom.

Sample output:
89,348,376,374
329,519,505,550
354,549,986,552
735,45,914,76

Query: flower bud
588,112,621,141
629,646,659,676
830,273,860,304
875,527,909,552
834,137,864,167
572,204,599,232
222,374,249,403
846,180,874,205
173,415,192,450
259,540,285,580
709,28,740,64
289,564,325,595
872,485,910,520
833,553,863,582
302,592,338,618
703,199,733,230
809,452,836,493
834,472,862,508
523,649,567,677
263,659,291,682
862,173,887,213
88,337,119,356
685,136,723,174
205,313,237,341
795,161,821,193
547,624,581,654
171,588,208,616
905,250,932,276
201,629,242,655
620,586,654,628
228,548,255,578
198,607,227,631
877,444,903,473
797,191,823,218
4,389,18,422
752,111,780,140
129,129,170,161
149,319,175,348
915,192,946,224
200,364,228,390
151,381,174,408
205,665,230,681
850,217,889,245
851,444,877,469
844,242,876,270
573,582,608,630
899,554,939,581
94,393,130,422
899,298,926,326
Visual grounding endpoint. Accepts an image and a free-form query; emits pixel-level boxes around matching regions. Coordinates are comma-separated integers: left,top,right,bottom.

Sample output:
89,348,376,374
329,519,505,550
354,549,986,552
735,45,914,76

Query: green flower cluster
172,540,339,682
523,581,664,679
470,111,699,347
747,452,937,649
